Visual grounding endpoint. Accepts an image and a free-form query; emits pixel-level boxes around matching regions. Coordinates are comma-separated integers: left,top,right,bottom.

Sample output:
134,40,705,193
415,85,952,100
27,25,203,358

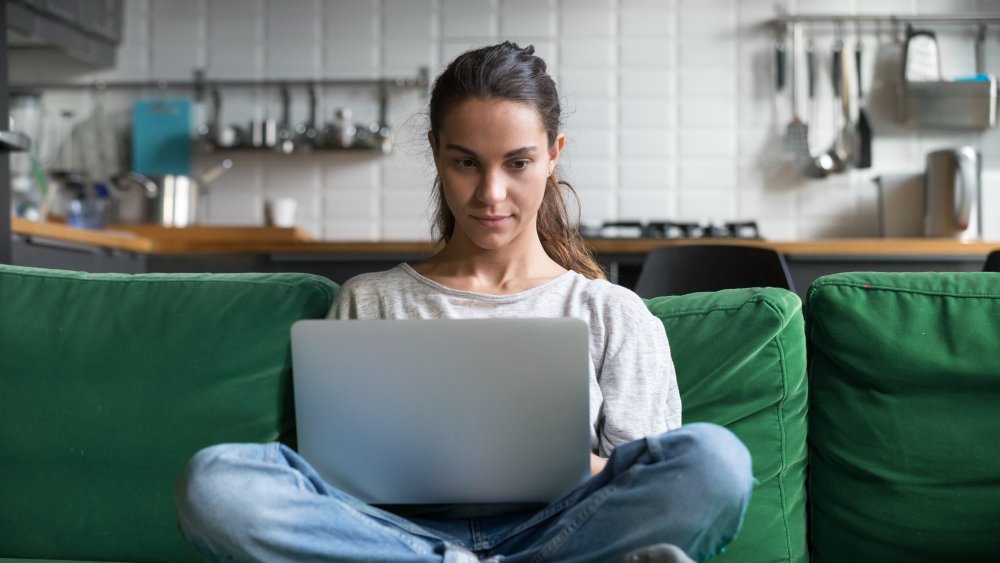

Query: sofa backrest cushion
0,265,337,562
646,288,808,563
806,272,1000,560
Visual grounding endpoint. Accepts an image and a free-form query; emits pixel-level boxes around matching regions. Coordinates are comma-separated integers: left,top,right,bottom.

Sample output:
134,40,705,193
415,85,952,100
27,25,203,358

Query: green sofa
1,264,998,562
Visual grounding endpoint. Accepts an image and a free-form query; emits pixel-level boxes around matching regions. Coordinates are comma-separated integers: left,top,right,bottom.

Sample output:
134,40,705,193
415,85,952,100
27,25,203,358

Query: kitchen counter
11,219,1000,256
11,219,998,297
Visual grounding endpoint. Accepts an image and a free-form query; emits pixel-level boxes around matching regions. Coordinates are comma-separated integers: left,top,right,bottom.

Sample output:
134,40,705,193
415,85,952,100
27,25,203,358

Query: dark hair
428,41,605,280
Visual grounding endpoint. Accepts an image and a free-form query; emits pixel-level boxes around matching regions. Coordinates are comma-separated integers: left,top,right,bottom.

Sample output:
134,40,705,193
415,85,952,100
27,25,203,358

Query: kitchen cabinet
1,4,16,264
12,234,145,273
7,0,124,67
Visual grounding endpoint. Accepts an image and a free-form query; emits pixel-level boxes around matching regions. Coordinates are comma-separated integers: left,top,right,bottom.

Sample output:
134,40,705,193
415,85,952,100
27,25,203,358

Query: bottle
332,108,356,148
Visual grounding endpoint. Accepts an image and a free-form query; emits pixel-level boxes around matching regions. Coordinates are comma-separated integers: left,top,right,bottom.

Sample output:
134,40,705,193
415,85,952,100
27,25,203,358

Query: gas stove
581,220,762,240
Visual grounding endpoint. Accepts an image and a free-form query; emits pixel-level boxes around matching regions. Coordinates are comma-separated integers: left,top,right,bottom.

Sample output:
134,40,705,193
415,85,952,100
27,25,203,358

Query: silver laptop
290,318,591,505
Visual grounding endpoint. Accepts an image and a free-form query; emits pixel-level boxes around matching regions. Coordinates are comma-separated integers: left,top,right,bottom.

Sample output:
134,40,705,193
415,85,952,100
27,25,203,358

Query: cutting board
131,99,191,176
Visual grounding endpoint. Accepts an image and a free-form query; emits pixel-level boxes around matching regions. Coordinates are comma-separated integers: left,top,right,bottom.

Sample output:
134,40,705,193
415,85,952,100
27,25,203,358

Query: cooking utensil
784,24,826,178
132,99,192,177
853,38,873,168
770,37,794,164
293,84,320,151
198,159,233,185
816,36,849,174
775,39,786,95
112,159,232,227
903,26,941,82
195,89,221,151
806,39,818,139
217,121,246,149
801,34,829,178
975,24,987,75
276,86,295,154
250,115,278,149
782,27,808,156
320,107,357,149
201,89,247,149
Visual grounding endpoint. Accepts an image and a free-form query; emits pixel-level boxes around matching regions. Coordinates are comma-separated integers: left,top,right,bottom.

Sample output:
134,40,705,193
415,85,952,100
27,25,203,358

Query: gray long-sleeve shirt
328,263,681,456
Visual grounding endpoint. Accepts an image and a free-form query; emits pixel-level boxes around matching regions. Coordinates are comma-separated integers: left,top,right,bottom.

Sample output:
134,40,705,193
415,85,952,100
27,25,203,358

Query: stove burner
592,220,762,239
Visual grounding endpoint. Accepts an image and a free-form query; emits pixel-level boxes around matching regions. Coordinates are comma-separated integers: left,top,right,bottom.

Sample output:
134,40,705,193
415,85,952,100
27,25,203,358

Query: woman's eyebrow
444,144,538,158
504,146,538,157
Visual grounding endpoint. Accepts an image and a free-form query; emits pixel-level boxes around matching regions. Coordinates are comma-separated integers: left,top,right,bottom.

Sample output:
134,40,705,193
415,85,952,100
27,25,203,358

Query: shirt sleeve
327,274,387,320
594,292,682,456
327,281,354,319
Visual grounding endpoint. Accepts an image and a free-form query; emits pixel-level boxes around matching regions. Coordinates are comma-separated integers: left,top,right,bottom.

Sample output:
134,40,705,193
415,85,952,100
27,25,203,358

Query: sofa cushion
0,265,337,562
646,288,808,563
806,272,1000,561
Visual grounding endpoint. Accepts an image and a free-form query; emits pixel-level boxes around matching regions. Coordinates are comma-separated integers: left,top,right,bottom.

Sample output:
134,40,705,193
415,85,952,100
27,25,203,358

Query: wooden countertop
12,219,1000,257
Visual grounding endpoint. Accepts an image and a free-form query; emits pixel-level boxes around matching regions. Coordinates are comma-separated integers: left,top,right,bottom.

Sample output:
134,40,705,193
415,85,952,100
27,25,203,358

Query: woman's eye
509,160,530,170
456,159,477,168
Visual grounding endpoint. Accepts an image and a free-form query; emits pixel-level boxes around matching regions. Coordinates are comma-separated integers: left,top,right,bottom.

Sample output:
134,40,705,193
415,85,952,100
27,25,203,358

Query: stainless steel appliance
874,173,925,237
874,148,982,240
925,147,981,240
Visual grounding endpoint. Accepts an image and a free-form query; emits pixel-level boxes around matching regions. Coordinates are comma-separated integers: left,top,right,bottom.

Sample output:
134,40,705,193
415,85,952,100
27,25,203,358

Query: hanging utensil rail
772,14,1000,44
772,14,1000,27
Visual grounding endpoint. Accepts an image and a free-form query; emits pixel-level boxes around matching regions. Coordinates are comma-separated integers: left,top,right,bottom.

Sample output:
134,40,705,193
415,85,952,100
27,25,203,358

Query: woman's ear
428,131,439,158
548,133,566,174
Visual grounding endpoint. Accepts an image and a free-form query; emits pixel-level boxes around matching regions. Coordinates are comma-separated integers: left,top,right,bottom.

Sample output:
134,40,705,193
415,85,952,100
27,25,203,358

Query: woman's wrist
590,453,608,476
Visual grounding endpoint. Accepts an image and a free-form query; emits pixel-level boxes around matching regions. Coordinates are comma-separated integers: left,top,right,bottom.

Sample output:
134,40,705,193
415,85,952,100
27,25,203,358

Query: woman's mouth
473,215,511,228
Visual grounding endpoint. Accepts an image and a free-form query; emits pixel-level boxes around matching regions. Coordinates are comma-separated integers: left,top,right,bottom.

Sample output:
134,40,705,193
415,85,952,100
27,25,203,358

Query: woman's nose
476,170,506,204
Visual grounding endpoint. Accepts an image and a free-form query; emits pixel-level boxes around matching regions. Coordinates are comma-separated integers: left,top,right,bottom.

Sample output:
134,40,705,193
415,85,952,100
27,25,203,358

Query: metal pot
113,159,232,227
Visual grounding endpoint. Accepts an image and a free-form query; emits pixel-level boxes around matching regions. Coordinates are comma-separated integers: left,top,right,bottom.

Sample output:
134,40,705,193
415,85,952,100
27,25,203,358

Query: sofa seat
0,265,337,562
806,272,1000,561
647,287,808,562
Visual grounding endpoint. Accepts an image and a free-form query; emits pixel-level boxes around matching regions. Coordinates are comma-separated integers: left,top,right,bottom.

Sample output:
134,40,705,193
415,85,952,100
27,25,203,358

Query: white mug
266,197,297,228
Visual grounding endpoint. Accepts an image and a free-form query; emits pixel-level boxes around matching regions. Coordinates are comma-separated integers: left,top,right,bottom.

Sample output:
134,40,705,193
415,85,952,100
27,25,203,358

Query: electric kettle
924,147,981,240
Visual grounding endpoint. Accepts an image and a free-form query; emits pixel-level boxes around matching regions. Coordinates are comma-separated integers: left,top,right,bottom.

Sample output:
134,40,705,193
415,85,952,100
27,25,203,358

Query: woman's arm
595,293,681,456
590,452,608,476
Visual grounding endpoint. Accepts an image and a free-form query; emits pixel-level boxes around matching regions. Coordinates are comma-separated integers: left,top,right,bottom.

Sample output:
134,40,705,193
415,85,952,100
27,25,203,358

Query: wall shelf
200,144,390,156
9,68,431,96
10,68,431,157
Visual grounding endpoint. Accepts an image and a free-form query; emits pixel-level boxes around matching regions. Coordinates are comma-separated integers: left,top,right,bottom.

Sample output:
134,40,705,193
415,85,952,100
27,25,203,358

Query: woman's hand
590,453,608,476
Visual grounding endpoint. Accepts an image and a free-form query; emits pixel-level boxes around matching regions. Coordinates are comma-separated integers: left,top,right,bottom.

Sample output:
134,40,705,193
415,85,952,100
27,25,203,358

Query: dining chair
633,244,795,298
984,250,1000,272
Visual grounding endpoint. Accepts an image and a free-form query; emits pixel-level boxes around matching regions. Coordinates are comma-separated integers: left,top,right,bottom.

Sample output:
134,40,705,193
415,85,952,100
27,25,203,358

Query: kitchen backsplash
10,0,1000,240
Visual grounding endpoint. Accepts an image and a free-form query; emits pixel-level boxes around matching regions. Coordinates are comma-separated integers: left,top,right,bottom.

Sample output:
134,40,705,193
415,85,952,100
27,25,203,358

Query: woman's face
430,97,564,252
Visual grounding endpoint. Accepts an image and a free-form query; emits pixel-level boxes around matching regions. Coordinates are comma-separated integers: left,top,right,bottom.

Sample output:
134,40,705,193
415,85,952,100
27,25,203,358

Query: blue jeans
175,423,752,562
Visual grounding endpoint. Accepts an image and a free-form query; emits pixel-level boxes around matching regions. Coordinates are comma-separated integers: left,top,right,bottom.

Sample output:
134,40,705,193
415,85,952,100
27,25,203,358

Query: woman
176,42,752,563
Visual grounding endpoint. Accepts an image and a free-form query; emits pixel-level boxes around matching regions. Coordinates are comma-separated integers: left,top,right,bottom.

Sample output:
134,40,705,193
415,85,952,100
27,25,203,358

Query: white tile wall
207,0,262,80
149,0,205,80
12,0,1000,241
324,0,379,78
264,0,321,80
500,0,556,38
442,0,496,39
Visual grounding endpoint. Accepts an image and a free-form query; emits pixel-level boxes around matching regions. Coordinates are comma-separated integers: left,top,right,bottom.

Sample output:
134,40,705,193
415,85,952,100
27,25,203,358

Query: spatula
784,24,827,178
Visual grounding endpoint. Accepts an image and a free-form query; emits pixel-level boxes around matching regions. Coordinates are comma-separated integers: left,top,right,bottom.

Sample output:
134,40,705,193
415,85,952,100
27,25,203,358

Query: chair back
634,244,794,298
984,250,1000,272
